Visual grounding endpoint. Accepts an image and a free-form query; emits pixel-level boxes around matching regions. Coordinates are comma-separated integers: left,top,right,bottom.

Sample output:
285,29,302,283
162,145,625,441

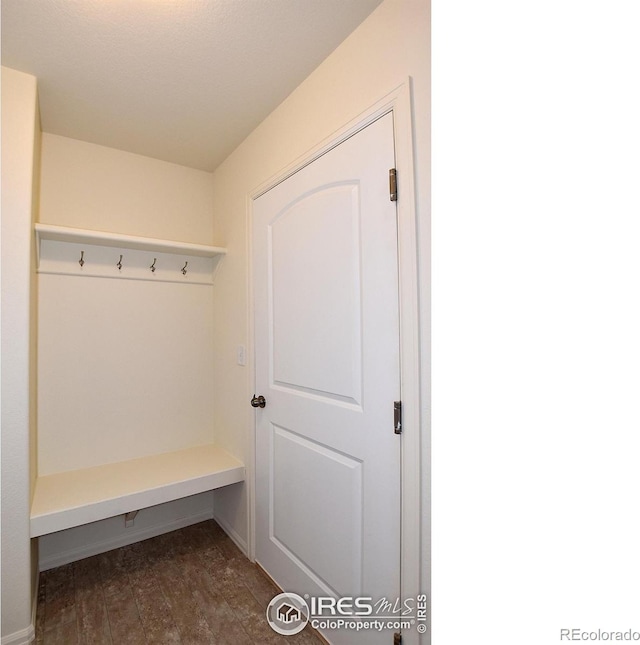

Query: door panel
254,113,400,645
270,183,362,404
272,425,363,597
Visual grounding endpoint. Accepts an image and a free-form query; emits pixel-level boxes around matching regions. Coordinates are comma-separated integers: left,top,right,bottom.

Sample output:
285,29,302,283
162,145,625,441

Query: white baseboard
39,509,214,571
213,511,248,556
1,624,35,645
2,566,40,645
31,571,39,642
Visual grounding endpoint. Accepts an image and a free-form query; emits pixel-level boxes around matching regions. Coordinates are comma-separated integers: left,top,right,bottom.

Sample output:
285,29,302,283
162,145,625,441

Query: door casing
247,79,424,644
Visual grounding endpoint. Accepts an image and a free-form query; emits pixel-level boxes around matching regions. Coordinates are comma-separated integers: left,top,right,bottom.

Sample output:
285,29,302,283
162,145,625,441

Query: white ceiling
1,0,383,171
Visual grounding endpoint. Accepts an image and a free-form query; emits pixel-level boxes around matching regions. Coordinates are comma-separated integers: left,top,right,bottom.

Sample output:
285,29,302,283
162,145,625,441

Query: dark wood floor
35,519,323,644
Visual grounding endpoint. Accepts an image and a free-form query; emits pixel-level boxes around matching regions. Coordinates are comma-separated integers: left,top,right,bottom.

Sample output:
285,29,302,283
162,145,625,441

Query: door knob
251,394,266,408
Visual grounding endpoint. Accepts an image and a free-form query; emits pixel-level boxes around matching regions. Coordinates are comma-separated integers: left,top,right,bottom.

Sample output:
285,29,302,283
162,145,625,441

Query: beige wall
39,133,215,245
1,65,41,642
34,133,220,570
37,132,218,477
210,0,430,593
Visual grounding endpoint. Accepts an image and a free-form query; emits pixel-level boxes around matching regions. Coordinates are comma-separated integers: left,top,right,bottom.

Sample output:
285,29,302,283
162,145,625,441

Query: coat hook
117,254,123,271
79,251,85,268
150,258,157,273
181,261,188,276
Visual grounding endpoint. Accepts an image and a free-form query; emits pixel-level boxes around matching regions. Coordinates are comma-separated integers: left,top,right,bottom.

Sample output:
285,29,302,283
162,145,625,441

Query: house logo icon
266,592,309,635
277,602,302,624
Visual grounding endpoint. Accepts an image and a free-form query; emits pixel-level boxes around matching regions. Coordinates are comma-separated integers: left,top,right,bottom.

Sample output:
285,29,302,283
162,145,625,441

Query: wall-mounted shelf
30,443,245,537
35,224,227,285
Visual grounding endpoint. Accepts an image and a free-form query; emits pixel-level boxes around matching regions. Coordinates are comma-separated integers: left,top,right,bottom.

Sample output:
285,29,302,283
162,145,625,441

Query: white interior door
253,113,401,644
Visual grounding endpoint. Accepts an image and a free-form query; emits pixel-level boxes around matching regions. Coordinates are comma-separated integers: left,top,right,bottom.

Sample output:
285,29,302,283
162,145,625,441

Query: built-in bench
30,444,244,537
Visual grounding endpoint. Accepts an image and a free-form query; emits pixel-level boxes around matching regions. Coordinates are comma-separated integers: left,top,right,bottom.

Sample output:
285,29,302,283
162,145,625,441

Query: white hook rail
35,224,227,285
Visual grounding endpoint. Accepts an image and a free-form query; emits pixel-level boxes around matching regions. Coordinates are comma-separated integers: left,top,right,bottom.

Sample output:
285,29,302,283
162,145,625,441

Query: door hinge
389,168,397,201
394,401,402,434
394,632,402,645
